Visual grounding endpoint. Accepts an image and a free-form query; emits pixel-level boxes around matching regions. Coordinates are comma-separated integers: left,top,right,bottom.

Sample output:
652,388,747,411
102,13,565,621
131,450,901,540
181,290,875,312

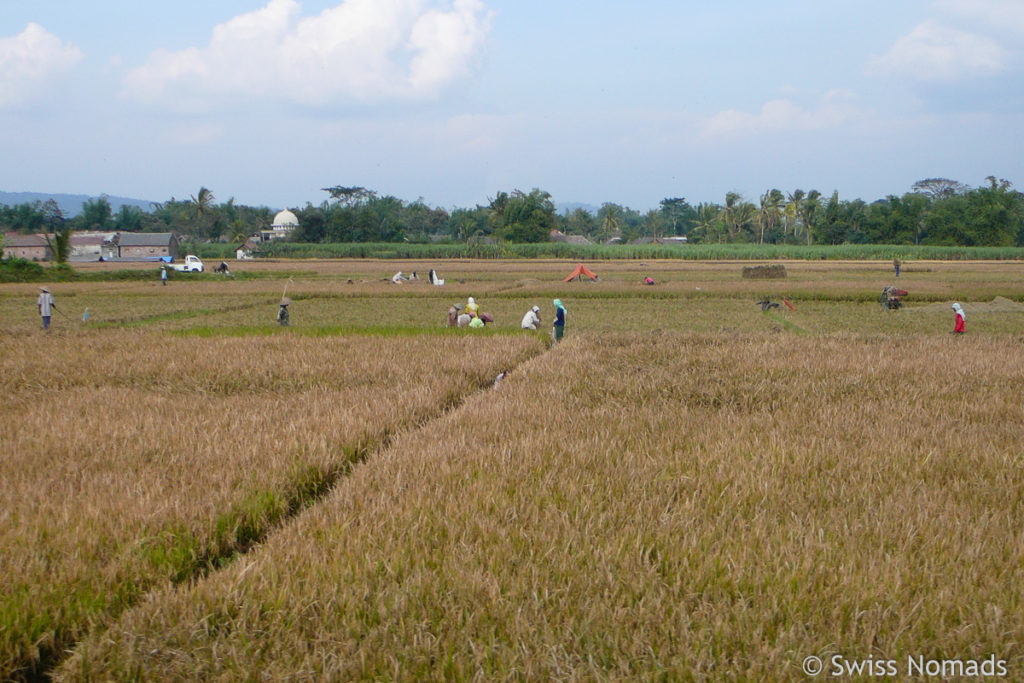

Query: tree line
2,177,1023,247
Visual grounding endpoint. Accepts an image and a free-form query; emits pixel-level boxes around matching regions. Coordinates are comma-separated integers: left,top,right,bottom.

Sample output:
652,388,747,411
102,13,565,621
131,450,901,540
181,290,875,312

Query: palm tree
786,190,805,241
693,204,722,243
189,187,215,236
758,189,784,244
722,192,755,242
799,190,822,246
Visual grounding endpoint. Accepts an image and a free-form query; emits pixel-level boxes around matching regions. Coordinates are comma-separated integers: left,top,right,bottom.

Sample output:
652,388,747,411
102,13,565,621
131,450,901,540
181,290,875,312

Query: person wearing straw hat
37,286,56,330
277,298,291,326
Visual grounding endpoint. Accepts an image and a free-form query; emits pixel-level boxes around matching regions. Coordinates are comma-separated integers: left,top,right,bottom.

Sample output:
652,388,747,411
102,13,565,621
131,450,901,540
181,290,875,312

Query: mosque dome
272,210,299,228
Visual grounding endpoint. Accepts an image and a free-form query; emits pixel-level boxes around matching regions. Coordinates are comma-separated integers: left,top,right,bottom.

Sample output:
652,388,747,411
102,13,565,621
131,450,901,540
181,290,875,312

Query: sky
2,0,1023,212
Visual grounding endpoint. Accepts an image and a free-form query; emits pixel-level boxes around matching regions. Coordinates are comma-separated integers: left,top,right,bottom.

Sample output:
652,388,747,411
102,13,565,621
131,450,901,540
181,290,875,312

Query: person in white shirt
37,287,55,330
520,305,541,330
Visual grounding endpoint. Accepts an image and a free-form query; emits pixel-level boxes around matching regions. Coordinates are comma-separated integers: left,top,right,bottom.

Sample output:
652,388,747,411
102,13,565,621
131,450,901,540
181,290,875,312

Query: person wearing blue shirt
552,298,566,343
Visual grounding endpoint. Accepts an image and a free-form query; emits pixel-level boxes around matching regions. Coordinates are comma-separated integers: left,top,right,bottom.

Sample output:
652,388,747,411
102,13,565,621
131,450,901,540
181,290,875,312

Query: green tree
44,225,73,264
791,189,821,245
563,208,597,239
114,205,144,232
721,192,756,242
912,177,969,200
492,189,556,243
690,203,722,243
79,196,113,231
188,187,215,237
758,189,784,244
322,186,376,206
659,197,695,236
596,203,624,243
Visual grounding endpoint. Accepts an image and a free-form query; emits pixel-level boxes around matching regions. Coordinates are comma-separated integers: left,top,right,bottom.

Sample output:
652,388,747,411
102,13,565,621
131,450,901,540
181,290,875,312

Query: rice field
2,258,1024,681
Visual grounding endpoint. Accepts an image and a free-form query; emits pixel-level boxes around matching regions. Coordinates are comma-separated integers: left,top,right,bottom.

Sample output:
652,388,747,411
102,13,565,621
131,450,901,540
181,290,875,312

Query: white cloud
122,0,494,110
870,20,1008,81
698,91,860,142
935,0,1024,34
0,23,83,108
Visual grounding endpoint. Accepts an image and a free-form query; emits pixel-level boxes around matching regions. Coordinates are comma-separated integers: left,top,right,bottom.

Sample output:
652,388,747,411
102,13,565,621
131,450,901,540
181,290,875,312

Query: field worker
644,276,655,285
457,312,472,327
37,287,56,330
466,296,479,317
392,271,406,284
160,266,167,286
894,258,902,277
469,315,485,329
521,305,541,330
952,302,965,334
447,303,463,327
277,298,291,326
552,298,566,343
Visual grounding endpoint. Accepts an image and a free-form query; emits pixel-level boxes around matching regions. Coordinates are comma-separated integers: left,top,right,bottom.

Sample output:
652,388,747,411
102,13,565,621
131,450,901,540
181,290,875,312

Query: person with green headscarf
552,298,566,342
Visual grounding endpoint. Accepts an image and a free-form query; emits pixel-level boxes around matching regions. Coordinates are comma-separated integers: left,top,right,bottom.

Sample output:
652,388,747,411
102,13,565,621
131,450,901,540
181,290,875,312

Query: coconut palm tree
722,192,756,242
188,187,215,237
693,203,722,243
758,189,784,244
799,190,822,246
786,190,805,242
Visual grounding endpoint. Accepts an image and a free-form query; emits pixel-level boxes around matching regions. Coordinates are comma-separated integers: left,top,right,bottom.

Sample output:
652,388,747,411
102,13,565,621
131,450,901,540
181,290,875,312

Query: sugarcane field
2,258,1024,681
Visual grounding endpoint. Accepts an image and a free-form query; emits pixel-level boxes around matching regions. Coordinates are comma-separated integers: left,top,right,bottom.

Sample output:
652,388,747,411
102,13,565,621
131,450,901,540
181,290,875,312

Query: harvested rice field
2,258,1024,681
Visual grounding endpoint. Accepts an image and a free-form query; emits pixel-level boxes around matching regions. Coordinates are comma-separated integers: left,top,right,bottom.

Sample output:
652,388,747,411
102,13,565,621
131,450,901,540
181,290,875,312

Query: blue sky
2,0,1023,211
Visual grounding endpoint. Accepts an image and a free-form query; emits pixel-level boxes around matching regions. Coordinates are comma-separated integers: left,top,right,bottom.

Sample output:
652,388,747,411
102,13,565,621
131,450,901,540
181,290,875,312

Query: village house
236,238,260,260
2,233,53,260
549,230,593,245
69,232,116,261
115,232,179,259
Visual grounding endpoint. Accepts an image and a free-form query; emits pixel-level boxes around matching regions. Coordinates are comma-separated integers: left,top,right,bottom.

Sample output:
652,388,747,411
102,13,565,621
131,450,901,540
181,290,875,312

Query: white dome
272,210,299,227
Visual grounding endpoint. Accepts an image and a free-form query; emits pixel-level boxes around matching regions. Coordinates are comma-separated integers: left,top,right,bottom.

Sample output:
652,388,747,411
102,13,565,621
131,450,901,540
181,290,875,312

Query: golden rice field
2,258,1024,681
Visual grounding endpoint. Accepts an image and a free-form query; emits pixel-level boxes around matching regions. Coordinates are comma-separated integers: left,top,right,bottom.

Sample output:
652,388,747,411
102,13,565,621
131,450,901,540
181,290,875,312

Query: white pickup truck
169,255,204,273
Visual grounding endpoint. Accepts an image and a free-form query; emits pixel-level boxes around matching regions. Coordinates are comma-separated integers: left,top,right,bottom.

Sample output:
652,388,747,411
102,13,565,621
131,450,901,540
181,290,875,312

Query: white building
260,209,299,242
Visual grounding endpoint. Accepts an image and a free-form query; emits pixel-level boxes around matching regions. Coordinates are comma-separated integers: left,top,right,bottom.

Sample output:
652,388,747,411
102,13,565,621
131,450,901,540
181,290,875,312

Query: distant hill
0,191,156,218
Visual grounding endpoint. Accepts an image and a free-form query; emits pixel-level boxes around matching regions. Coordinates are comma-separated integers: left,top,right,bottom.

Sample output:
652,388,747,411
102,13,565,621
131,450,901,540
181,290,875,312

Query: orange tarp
563,263,598,282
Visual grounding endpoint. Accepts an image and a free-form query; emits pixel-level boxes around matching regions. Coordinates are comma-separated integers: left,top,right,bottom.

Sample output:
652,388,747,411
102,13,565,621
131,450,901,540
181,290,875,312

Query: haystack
742,264,787,279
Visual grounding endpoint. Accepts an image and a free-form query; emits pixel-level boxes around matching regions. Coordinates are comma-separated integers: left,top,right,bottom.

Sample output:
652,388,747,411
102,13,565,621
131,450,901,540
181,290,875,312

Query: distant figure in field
644,276,655,285
447,303,463,327
456,313,472,327
160,266,167,286
952,302,965,334
392,271,406,284
469,315,485,329
552,298,566,343
37,286,56,330
215,261,231,276
466,296,479,317
429,269,445,286
277,298,291,326
521,305,541,330
893,258,902,277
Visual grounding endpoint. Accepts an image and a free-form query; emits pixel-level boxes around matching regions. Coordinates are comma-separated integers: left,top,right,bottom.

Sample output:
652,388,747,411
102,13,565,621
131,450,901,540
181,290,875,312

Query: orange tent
563,263,598,282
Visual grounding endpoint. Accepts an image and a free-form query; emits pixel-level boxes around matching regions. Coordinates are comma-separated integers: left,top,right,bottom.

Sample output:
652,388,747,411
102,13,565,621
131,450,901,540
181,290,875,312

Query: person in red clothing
952,302,965,334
